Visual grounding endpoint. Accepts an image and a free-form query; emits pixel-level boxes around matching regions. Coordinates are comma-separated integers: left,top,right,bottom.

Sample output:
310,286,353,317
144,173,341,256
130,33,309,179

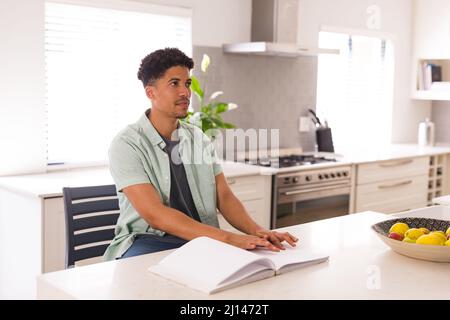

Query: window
45,1,192,165
316,31,395,150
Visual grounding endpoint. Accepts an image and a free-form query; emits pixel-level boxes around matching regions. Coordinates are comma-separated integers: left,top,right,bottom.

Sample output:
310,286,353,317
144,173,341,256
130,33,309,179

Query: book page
252,243,329,274
148,237,274,294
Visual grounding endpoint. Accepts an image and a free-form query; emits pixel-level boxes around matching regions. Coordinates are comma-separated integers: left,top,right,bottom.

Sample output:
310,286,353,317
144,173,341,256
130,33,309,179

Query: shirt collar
138,108,188,149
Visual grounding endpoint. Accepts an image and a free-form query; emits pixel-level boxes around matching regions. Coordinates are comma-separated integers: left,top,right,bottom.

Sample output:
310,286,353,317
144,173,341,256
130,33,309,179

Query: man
104,48,298,261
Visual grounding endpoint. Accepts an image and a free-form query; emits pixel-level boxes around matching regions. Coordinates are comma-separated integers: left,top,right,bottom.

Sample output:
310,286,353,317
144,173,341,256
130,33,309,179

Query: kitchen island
37,208,450,299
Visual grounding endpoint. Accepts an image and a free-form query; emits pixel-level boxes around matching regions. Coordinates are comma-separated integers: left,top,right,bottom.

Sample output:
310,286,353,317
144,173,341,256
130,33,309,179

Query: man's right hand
225,233,281,252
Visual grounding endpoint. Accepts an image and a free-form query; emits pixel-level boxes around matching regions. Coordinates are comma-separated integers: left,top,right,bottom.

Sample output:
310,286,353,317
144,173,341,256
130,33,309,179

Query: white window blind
316,31,395,150
45,1,192,165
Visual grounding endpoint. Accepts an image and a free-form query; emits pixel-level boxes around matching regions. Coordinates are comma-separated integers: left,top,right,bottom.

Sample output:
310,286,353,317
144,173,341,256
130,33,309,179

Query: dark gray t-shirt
161,135,201,222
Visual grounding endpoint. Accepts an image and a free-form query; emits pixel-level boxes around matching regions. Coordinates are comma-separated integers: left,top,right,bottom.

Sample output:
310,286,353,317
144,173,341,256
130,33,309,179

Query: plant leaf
222,122,236,129
190,76,203,100
214,102,228,114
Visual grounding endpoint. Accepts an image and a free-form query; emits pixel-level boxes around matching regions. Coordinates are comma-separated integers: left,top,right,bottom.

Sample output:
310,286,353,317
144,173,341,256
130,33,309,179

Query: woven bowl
372,217,450,262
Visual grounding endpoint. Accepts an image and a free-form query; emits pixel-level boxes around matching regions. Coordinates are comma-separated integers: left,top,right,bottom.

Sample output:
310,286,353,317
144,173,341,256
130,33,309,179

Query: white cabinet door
217,198,267,233
219,174,272,232
43,197,66,272
355,175,428,213
355,156,429,213
356,157,428,184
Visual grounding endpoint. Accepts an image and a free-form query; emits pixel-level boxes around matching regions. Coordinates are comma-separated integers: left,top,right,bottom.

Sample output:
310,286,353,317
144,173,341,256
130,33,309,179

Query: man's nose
180,85,191,97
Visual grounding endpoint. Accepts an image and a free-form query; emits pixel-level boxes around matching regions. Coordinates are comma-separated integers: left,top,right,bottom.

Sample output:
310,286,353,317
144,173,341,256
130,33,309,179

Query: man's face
146,66,192,119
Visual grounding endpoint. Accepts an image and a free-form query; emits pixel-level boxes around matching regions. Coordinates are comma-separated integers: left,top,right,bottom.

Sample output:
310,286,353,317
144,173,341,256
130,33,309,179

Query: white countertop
37,208,450,300
0,161,274,199
335,143,450,164
1,143,449,198
433,195,450,206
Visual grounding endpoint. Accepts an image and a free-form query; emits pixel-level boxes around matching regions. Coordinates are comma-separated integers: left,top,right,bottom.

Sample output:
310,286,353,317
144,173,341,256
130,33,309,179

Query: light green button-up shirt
104,109,223,261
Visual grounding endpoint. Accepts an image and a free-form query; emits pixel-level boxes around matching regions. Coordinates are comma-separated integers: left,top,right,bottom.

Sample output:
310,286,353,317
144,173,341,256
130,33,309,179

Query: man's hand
254,229,299,250
226,233,282,252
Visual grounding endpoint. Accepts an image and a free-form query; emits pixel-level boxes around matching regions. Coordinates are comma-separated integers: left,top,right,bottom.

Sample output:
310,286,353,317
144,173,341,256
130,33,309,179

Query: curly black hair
137,48,194,87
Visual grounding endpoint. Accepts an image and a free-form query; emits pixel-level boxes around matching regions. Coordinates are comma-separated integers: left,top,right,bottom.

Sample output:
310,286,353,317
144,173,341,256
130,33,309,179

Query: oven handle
282,184,349,196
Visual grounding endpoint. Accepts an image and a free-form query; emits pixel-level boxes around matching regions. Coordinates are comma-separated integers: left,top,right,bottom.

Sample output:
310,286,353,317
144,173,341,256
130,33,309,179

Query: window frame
44,0,192,171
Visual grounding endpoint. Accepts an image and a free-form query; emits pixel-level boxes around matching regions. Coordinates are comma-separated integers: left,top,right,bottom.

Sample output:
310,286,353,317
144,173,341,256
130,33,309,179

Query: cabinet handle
378,180,413,189
378,159,413,167
227,179,236,185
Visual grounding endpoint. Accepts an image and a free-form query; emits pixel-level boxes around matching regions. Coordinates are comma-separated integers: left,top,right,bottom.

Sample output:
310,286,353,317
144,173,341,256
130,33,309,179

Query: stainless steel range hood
223,0,338,57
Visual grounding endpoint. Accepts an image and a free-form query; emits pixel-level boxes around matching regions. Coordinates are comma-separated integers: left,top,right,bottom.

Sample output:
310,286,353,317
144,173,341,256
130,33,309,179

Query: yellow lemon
446,227,450,236
389,222,409,236
402,237,416,244
445,240,450,247
419,227,430,234
429,231,447,243
416,234,444,246
404,228,424,240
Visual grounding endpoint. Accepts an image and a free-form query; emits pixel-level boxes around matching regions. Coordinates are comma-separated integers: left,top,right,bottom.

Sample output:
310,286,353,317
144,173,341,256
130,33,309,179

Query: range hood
223,0,338,57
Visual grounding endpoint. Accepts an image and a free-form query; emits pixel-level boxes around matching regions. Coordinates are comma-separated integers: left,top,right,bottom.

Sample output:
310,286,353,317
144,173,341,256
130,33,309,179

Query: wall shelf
412,59,450,101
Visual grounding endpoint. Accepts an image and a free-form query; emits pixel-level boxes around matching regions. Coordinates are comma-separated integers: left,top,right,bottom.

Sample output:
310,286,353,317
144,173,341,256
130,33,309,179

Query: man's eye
186,82,192,88
171,81,178,86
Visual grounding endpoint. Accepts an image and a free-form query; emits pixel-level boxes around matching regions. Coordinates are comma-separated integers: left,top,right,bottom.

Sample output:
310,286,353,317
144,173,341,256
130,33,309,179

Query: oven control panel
277,166,351,186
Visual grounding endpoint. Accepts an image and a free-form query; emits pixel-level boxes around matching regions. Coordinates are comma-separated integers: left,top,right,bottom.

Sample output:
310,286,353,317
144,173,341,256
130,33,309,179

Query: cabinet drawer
218,198,267,233
355,175,428,213
357,157,429,185
227,175,265,201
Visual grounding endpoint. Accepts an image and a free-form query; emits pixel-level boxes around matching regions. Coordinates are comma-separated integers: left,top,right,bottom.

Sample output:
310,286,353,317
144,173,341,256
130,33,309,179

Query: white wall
298,0,431,143
0,0,251,176
0,0,47,176
132,0,251,47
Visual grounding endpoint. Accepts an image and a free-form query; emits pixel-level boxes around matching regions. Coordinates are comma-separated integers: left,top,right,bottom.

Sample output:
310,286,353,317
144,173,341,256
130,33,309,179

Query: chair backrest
63,184,119,268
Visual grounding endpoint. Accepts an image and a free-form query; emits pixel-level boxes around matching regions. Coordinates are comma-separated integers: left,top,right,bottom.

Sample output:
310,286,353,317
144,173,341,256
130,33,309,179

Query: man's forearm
148,205,233,242
218,192,263,235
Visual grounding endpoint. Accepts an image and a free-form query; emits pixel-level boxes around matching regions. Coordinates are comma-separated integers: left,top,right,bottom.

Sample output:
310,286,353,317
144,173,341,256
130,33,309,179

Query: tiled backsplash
192,46,317,152
431,101,450,143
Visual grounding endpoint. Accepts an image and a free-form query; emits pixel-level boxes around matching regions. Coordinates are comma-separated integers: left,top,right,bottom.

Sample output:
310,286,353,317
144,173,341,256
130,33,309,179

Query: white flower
201,54,210,72
227,103,238,111
189,112,202,126
209,91,223,101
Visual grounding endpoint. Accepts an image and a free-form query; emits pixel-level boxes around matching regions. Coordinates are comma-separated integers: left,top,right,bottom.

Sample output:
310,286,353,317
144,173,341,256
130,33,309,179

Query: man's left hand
255,229,299,250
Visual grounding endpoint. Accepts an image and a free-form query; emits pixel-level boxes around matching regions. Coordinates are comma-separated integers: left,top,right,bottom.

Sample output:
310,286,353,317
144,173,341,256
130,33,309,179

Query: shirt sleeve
211,144,223,176
108,138,151,192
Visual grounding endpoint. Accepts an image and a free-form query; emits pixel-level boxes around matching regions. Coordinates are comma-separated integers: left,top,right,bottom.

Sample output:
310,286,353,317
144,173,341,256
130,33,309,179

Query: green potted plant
184,54,237,136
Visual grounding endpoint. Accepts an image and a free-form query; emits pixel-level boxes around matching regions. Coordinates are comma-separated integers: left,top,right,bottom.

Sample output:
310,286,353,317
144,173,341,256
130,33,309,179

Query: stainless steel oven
271,166,352,228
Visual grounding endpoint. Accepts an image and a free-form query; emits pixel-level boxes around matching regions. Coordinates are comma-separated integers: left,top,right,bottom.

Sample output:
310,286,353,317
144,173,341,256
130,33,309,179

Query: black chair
63,184,120,268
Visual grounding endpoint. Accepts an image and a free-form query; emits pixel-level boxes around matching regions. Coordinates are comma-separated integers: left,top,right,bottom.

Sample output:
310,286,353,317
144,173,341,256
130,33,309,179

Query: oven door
275,183,350,228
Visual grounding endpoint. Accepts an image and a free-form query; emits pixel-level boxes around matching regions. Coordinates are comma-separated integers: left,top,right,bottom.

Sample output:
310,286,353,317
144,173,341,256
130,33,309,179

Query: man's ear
145,85,155,100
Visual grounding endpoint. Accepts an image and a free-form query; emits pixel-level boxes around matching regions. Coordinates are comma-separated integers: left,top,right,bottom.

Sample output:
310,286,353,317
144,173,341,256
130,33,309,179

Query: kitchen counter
335,143,450,165
235,143,450,174
36,209,450,299
0,161,275,199
1,144,449,197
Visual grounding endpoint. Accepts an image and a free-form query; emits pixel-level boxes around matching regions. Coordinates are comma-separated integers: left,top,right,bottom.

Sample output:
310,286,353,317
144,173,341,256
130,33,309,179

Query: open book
148,236,329,294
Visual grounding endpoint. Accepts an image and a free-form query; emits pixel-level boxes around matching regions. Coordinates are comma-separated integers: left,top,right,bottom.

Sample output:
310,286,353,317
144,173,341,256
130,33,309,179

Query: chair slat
74,244,110,262
70,199,119,216
74,229,116,247
68,185,117,201
73,213,119,231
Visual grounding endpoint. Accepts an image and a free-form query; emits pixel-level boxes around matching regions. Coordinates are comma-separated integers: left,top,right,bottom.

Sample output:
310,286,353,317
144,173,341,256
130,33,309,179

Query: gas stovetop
246,154,337,168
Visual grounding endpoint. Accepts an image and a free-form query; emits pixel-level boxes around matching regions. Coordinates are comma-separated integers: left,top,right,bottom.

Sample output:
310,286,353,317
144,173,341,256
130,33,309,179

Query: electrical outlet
299,117,311,132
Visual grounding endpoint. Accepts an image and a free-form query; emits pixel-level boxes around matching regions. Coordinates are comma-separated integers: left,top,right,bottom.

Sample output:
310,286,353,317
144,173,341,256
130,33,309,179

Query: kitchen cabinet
354,157,429,213
427,154,448,205
412,0,450,100
217,174,272,233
